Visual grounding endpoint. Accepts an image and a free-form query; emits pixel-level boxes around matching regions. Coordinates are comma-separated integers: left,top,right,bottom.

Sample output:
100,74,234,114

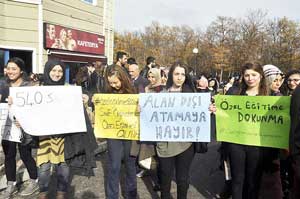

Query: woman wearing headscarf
37,59,97,199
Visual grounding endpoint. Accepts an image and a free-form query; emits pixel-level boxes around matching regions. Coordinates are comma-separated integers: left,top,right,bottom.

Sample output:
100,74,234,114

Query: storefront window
0,50,5,76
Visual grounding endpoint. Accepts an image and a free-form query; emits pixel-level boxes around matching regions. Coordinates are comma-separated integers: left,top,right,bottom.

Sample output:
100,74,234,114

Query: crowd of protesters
0,52,300,199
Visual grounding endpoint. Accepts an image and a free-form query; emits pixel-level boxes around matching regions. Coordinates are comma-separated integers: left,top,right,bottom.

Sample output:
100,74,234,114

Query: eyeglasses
287,79,300,83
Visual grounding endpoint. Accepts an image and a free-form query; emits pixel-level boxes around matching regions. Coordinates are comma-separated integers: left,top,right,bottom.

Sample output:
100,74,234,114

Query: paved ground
0,142,225,199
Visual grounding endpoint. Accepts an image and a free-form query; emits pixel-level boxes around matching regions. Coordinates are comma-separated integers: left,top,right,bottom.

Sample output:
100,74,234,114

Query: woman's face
287,73,300,90
6,62,22,81
147,73,157,85
271,75,283,92
209,80,215,87
49,65,64,82
198,76,208,88
172,66,185,87
243,69,261,89
108,75,122,90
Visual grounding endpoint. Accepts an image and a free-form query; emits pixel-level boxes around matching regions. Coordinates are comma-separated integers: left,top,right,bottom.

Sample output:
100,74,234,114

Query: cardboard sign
94,94,139,140
215,95,290,149
139,93,211,142
10,86,87,136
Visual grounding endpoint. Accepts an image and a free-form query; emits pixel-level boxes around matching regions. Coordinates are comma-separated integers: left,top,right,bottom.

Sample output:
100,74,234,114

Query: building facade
0,0,114,83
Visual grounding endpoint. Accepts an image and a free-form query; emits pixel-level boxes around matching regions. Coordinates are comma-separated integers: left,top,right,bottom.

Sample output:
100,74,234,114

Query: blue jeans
38,162,70,192
106,139,137,199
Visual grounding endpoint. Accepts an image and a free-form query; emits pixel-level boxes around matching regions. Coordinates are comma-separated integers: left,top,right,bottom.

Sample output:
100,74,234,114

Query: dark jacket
140,65,150,79
64,108,97,176
133,75,149,93
290,85,300,156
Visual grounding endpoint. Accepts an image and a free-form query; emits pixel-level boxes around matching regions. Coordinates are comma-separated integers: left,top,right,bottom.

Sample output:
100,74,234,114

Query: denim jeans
106,139,137,199
38,162,70,192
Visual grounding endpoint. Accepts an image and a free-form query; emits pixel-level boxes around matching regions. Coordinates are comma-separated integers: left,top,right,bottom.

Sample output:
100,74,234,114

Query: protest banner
10,86,87,136
0,103,22,142
215,95,290,149
93,94,139,140
139,93,211,142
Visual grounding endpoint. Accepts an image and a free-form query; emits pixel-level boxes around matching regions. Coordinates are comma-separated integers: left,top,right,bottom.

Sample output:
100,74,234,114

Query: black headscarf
43,59,66,86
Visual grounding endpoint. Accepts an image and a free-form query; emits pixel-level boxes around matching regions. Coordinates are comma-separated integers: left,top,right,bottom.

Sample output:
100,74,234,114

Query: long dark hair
239,62,268,96
6,57,27,82
104,64,136,94
166,61,195,92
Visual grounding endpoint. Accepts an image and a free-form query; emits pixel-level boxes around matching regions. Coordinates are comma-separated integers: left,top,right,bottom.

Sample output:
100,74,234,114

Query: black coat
290,85,300,156
64,108,97,176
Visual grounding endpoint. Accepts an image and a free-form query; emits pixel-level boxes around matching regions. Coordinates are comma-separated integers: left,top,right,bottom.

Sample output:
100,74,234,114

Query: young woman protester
214,62,268,199
0,57,39,199
104,65,137,199
136,67,165,191
258,64,284,199
156,61,196,199
282,69,300,96
36,59,97,199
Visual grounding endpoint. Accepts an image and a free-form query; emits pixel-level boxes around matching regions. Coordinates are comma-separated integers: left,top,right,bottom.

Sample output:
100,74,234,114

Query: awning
47,50,107,64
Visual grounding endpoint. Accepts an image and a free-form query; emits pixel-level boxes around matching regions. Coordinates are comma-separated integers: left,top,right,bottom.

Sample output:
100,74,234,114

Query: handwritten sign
139,93,211,142
10,86,87,136
0,103,22,142
215,95,290,149
93,94,139,140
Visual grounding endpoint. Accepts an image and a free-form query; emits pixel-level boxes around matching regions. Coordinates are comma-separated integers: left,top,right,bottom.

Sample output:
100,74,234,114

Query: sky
115,0,300,32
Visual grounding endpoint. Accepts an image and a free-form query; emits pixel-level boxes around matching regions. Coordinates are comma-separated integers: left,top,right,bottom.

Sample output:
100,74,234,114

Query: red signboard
44,23,105,55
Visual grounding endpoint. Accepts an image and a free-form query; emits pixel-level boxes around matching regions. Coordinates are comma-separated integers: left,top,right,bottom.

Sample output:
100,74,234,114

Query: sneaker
19,179,39,196
0,181,17,199
136,169,147,178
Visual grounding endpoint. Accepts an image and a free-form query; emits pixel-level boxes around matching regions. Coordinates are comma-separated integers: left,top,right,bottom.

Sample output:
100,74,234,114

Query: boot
56,191,66,199
38,192,48,199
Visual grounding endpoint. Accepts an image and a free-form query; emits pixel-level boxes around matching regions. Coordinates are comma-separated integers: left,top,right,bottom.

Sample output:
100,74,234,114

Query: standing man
140,56,156,79
116,51,128,67
128,63,149,93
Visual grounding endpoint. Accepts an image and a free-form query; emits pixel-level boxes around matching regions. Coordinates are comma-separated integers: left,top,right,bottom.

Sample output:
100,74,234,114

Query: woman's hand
209,103,216,114
13,117,21,128
7,96,13,106
82,94,89,105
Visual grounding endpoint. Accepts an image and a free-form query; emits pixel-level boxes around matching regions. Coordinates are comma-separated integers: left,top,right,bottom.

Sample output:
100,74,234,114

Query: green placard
215,95,291,149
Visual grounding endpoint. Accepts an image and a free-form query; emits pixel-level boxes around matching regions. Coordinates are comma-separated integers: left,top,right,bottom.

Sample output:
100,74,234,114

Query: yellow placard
93,94,139,140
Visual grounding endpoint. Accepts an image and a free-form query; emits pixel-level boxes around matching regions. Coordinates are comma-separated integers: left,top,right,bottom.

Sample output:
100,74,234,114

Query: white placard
0,103,22,142
139,93,211,142
10,86,87,136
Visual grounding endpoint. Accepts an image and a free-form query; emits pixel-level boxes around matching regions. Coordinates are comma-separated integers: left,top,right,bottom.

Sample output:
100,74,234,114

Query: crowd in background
0,52,300,199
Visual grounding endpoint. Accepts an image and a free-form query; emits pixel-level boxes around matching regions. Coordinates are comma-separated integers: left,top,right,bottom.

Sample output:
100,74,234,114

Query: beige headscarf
145,68,161,92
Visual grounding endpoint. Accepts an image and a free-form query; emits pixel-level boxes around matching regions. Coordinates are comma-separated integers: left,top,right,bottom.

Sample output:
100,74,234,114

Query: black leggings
2,140,37,181
159,145,195,199
227,143,263,199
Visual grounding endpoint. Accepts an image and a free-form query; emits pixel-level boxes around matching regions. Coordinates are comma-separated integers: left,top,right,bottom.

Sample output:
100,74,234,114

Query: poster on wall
44,23,105,55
